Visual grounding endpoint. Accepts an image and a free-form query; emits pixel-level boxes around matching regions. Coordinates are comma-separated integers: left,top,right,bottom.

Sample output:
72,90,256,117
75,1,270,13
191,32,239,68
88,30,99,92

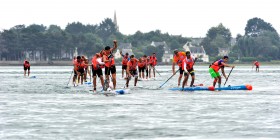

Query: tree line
0,17,279,62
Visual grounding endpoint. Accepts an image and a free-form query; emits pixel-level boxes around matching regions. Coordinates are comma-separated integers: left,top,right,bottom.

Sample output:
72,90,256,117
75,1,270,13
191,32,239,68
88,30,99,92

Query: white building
114,43,134,59
183,42,209,62
151,41,173,63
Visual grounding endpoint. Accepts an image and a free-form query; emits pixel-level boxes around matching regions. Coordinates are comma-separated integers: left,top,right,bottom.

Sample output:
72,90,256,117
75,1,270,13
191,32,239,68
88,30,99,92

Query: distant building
114,43,134,59
113,10,119,32
218,48,230,56
150,41,173,63
183,42,209,62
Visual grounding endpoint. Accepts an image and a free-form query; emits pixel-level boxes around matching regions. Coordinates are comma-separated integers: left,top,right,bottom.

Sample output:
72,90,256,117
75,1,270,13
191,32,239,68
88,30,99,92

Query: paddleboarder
125,55,139,88
102,40,118,90
148,53,157,79
253,60,260,72
182,51,197,88
172,49,187,87
91,53,105,93
120,51,129,78
23,59,30,77
209,56,235,88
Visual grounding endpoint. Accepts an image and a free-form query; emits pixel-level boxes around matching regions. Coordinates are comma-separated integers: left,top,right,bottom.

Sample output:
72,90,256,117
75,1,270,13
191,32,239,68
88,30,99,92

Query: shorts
105,65,116,75
209,68,220,78
24,66,30,71
179,67,188,76
129,70,138,77
78,68,84,75
256,66,259,68
138,67,145,72
92,67,103,77
186,68,195,76
122,65,127,70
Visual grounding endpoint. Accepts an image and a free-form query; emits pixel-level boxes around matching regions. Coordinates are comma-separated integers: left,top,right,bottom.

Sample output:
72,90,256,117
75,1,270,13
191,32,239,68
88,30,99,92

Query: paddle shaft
159,69,179,88
224,67,234,86
67,70,73,86
151,65,161,76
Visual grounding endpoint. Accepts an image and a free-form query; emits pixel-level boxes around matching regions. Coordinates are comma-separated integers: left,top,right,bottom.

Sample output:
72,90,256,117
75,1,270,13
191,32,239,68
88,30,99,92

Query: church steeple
113,10,119,32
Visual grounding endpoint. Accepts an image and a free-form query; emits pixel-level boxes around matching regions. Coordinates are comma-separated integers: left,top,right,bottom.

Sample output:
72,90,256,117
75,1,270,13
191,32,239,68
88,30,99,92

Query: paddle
159,69,179,88
224,67,234,86
151,65,161,76
67,70,73,86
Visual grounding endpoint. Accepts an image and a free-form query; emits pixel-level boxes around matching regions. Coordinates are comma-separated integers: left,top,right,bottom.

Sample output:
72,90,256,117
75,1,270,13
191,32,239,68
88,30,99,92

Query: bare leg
182,75,189,89
178,74,183,86
112,73,116,90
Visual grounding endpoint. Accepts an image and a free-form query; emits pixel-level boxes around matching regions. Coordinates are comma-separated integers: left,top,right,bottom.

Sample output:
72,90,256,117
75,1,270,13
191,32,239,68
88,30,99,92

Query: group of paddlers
23,40,261,91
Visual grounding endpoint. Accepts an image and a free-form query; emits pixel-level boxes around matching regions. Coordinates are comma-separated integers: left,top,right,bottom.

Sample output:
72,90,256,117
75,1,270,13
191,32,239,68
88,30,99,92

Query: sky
0,0,279,37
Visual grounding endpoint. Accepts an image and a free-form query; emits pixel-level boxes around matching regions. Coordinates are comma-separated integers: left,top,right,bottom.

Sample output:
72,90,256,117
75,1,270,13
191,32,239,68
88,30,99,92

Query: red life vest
182,57,194,70
91,56,104,70
74,61,85,71
103,50,115,67
173,52,186,67
24,61,30,67
254,61,260,66
122,56,129,65
138,61,145,68
149,56,157,66
127,60,137,71
210,59,224,72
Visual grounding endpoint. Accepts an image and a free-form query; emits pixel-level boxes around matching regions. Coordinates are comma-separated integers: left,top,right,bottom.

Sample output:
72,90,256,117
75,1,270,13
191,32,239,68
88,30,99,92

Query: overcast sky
0,0,279,37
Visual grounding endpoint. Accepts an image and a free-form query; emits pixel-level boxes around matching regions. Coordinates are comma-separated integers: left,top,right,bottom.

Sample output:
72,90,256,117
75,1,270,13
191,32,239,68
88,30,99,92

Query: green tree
201,23,232,56
245,17,276,36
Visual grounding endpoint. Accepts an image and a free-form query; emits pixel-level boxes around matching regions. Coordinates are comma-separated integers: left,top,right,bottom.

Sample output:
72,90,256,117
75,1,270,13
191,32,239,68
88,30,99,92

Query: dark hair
130,55,134,58
174,49,178,54
105,46,110,50
77,56,81,59
125,53,129,55
223,56,229,59
143,55,147,57
186,51,191,55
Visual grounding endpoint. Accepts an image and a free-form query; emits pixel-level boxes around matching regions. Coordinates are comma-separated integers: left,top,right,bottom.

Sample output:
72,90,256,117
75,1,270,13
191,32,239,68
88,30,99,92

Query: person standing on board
91,53,105,92
23,59,30,77
72,57,77,85
182,51,197,88
138,57,146,79
172,49,187,87
209,56,235,88
74,56,86,86
125,55,139,87
148,53,157,78
83,57,91,82
102,40,118,90
144,55,149,79
253,60,260,72
120,51,129,78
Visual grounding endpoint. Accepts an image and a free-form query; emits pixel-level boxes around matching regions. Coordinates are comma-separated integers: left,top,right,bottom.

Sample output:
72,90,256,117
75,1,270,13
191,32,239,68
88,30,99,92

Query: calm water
1,65,280,140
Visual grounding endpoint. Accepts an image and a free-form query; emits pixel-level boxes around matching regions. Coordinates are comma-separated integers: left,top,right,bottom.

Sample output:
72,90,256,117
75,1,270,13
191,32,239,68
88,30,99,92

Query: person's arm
221,62,234,68
103,55,109,63
111,40,117,52
221,67,227,79
172,62,176,75
120,51,124,57
97,58,105,65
